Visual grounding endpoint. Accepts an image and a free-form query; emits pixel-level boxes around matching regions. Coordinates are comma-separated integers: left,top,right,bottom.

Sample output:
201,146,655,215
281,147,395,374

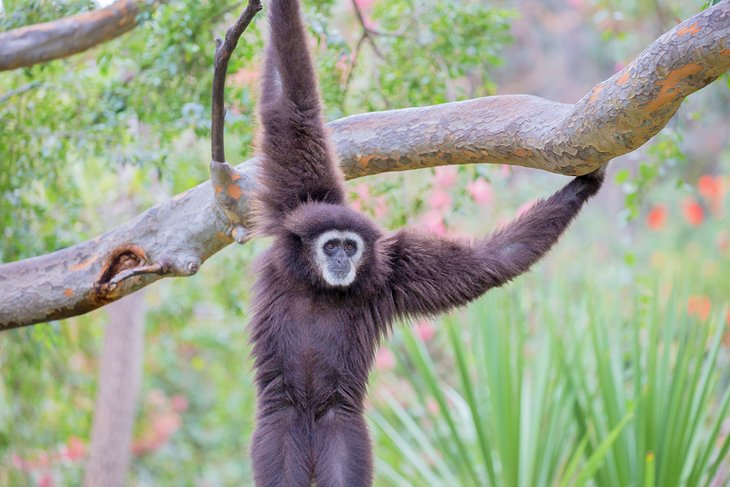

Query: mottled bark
0,0,160,71
0,2,728,329
83,292,146,487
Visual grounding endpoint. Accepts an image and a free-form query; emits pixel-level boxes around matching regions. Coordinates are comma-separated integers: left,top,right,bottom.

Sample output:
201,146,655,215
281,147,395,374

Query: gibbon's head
280,202,387,291
313,229,364,287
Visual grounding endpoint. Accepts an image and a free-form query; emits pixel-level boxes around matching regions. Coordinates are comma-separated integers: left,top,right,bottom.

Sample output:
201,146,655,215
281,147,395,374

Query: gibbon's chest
263,293,380,393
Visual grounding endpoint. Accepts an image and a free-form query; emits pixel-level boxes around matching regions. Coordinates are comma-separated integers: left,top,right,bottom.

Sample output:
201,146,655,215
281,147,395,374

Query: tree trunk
83,291,146,487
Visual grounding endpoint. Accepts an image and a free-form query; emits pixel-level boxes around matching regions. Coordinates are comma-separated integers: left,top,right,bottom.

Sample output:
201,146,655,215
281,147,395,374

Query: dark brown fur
250,1,605,485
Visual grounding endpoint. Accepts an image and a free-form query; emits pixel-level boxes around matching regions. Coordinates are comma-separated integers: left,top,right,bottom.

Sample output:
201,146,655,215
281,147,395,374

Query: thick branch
0,2,728,329
0,0,160,71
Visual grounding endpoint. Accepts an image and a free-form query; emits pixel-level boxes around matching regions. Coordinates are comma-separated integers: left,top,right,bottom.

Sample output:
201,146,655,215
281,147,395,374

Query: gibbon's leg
251,407,311,487
256,0,346,232
312,408,373,487
386,168,606,317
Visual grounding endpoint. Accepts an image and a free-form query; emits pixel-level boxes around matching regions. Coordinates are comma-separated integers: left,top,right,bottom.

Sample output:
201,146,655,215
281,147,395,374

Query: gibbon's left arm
386,169,605,318
256,0,347,234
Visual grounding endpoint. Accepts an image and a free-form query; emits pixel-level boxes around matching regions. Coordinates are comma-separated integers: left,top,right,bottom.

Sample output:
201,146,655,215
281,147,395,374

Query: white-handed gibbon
250,1,605,485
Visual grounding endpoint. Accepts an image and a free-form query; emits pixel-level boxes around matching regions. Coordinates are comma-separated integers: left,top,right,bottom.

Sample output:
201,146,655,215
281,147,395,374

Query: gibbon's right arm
386,169,606,318
256,0,346,233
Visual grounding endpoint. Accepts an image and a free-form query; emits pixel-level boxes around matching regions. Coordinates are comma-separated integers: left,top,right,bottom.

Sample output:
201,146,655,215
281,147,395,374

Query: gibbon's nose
335,249,348,266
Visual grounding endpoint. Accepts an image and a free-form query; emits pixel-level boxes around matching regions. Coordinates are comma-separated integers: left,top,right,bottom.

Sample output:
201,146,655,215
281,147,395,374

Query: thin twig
350,0,383,58
211,0,263,163
0,81,42,104
342,33,367,102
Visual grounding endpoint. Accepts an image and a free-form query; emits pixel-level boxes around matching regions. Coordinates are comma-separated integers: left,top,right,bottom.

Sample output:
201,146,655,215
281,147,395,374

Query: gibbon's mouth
328,262,351,277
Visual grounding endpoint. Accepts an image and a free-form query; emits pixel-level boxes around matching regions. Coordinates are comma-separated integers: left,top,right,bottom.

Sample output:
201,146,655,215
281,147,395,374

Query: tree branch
210,0,263,247
0,2,728,330
0,0,162,72
211,0,263,164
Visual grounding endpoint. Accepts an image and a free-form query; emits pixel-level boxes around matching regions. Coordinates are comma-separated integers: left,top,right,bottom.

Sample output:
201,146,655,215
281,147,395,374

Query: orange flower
726,309,730,325
646,204,667,231
698,175,722,199
687,295,711,321
681,198,704,226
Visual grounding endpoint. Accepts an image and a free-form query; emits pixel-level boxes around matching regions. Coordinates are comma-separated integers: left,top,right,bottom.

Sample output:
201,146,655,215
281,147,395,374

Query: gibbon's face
314,230,365,287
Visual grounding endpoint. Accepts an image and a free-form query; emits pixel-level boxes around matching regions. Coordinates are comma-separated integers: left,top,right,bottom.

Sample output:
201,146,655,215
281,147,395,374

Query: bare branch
0,1,728,330
211,0,263,164
0,0,163,72
209,0,262,250
349,0,383,58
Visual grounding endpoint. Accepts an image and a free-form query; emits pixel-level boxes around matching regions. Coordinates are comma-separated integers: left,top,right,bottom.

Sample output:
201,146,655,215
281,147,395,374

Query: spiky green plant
371,283,730,486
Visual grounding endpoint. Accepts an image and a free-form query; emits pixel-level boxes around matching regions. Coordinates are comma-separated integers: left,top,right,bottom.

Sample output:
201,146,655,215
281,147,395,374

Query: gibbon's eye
344,240,357,255
324,240,337,252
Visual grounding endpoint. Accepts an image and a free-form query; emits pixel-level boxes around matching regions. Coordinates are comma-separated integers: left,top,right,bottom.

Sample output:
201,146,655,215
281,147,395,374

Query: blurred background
0,0,728,485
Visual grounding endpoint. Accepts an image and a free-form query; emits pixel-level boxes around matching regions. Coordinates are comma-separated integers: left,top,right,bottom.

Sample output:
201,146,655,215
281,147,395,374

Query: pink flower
63,436,86,462
433,166,458,189
466,178,494,205
415,321,436,341
426,398,439,415
11,454,25,470
375,348,396,371
373,196,388,220
171,394,190,413
153,412,181,438
429,189,452,211
420,211,446,236
354,183,370,201
38,474,54,487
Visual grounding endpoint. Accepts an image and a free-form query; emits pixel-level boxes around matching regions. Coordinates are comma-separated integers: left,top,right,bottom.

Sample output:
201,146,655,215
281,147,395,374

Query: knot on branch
94,245,202,297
